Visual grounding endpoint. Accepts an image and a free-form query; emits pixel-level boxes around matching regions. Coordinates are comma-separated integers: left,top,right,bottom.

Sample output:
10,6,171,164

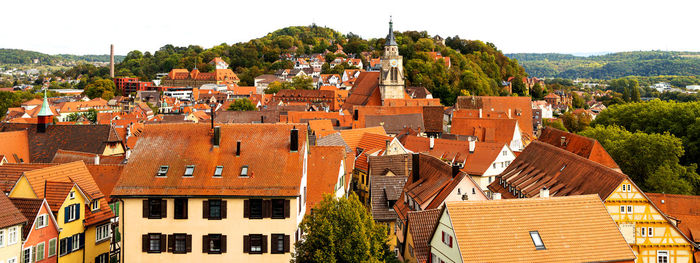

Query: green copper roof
37,90,53,116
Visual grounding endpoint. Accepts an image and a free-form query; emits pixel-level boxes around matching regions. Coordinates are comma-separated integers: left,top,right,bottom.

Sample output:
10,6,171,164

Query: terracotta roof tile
23,161,104,201
368,154,412,178
8,197,44,239
365,113,424,134
43,181,74,212
370,176,406,221
84,198,115,226
401,136,506,176
338,126,387,152
444,195,636,262
113,123,307,197
306,146,346,214
0,192,27,229
308,119,334,133
450,117,519,145
406,208,441,263
86,164,124,202
0,130,30,163
647,193,700,243
538,127,619,169
455,96,533,136
0,163,57,193
342,72,381,110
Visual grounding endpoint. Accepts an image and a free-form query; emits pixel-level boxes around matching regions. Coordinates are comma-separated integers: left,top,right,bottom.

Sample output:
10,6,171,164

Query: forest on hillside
113,25,528,105
0,49,124,66
507,51,700,79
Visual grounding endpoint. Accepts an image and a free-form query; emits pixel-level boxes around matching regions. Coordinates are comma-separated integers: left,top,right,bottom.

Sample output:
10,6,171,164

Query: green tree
561,111,591,133
84,78,116,100
571,92,587,109
227,98,256,111
543,118,568,132
292,194,398,263
290,75,314,90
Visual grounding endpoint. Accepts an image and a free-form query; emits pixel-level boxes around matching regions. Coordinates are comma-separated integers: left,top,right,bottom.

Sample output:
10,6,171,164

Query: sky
2,0,699,56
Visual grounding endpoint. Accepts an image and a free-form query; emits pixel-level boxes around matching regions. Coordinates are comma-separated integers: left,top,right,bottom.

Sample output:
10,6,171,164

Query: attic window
559,165,567,172
529,231,546,250
214,166,223,177
157,166,169,177
240,165,249,177
184,165,195,177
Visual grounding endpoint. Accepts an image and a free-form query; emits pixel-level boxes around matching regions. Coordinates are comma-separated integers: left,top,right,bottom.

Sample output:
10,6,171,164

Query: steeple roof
385,17,397,46
37,90,53,117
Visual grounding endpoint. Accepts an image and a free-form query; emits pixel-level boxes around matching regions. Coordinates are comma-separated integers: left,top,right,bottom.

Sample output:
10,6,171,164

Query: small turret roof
385,17,397,46
37,90,53,117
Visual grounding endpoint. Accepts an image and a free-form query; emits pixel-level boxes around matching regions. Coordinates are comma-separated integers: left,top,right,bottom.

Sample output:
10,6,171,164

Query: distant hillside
0,49,124,66
506,51,700,79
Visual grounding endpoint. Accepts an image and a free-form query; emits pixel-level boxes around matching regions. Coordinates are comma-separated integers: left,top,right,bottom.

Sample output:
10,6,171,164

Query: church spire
385,16,397,46
37,89,52,117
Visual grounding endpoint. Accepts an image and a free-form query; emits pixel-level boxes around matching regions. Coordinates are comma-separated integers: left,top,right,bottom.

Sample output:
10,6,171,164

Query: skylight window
157,166,169,177
214,166,223,177
529,231,546,250
240,165,249,177
184,165,195,177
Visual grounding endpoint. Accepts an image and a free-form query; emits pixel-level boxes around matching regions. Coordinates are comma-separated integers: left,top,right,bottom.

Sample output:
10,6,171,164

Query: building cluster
1,20,699,263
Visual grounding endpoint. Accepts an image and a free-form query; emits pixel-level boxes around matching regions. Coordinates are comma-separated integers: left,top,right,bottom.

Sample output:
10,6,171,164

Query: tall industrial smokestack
109,44,115,78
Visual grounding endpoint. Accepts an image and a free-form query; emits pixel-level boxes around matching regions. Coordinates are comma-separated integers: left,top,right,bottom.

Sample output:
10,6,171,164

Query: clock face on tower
390,59,398,67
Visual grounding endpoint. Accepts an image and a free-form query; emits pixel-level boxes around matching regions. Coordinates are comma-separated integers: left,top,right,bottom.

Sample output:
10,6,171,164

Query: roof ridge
530,141,627,179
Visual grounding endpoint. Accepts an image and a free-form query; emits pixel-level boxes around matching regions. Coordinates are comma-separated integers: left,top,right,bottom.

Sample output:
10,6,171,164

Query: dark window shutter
284,200,290,218
284,235,290,253
75,204,80,220
67,236,73,252
183,199,188,219
262,235,268,253
80,233,85,248
243,235,250,253
160,234,167,252
221,200,227,219
262,200,270,218
243,200,250,218
142,235,148,252
64,206,69,223
161,200,167,218
167,235,174,252
221,235,227,253
202,235,209,253
143,200,149,218
186,235,192,252
203,201,209,218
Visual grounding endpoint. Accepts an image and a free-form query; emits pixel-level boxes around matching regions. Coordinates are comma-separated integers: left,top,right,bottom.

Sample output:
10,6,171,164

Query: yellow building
8,161,114,263
0,193,27,263
489,141,696,263
111,123,310,262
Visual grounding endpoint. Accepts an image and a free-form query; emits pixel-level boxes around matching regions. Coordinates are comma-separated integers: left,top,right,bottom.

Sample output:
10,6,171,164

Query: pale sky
2,0,699,56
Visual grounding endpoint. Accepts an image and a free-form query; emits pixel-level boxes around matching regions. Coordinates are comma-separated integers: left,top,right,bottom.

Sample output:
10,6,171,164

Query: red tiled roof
23,161,105,201
0,163,57,193
43,181,74,212
455,96,533,136
538,127,619,169
401,136,506,175
337,126,387,151
84,198,115,226
450,117,519,145
646,193,700,243
407,208,441,263
86,164,124,202
8,197,44,239
0,130,30,163
112,123,308,197
342,72,381,110
306,146,346,214
0,192,27,229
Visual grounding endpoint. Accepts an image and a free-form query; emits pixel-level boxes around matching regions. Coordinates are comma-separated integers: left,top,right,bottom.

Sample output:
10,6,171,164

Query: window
207,234,223,254
272,199,285,219
620,206,626,214
0,229,4,247
240,165,249,177
48,238,56,257
249,234,262,254
626,184,632,192
8,227,18,245
627,205,633,213
208,200,222,219
69,191,75,199
249,199,263,219
148,234,162,253
648,227,654,237
271,234,289,254
174,198,188,219
472,188,476,194
72,234,79,251
95,253,109,263
172,234,188,254
65,203,80,223
35,242,45,261
493,163,497,168
441,231,453,248
35,214,48,229
91,200,99,211
184,165,195,177
96,224,110,242
148,198,163,219
8,258,17,263
502,150,507,156
529,231,546,250
157,165,169,177
657,251,669,263
641,227,646,237
214,166,223,177
22,247,31,263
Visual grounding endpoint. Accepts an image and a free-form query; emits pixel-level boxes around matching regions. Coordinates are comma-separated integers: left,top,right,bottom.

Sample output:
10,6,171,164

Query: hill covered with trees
0,49,124,66
506,51,700,79
115,25,527,105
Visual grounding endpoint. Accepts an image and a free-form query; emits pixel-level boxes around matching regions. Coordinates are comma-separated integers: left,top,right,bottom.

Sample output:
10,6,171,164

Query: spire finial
38,88,53,117
385,16,397,46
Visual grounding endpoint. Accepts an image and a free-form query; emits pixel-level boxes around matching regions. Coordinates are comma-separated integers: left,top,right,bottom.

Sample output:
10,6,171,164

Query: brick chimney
110,44,115,78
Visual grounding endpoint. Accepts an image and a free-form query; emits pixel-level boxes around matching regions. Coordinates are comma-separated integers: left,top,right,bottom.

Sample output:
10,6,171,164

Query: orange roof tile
308,119,334,133
306,146,346,214
401,135,506,175
647,193,700,243
0,163,57,193
342,72,381,110
455,96,533,136
337,126,387,153
407,208,441,263
538,127,619,170
43,181,75,212
0,130,30,163
450,117,520,145
0,192,27,229
86,164,124,202
84,197,115,226
22,161,104,201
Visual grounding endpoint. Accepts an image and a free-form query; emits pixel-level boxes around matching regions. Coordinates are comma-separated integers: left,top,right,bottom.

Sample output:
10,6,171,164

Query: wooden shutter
142,235,148,252
221,235,227,253
186,235,192,252
80,233,85,248
243,235,250,253
64,206,70,223
160,234,167,252
284,235,290,253
203,200,209,218
75,204,80,220
262,200,271,218
284,200,290,218
202,235,209,253
143,200,149,218
161,200,167,218
449,235,453,248
167,235,174,252
243,200,250,218
262,235,268,253
183,199,188,219
221,201,227,219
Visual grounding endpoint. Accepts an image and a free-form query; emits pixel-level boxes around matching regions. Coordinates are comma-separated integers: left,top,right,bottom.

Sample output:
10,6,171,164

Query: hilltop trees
83,78,116,100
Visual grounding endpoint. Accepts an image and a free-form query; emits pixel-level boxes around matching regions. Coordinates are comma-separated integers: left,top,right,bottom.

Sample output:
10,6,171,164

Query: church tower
379,17,405,101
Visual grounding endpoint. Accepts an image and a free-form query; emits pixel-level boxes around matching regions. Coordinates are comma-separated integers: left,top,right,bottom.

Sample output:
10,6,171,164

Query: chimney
236,140,241,156
94,155,100,165
110,44,115,78
212,126,221,147
290,128,299,152
260,115,264,123
508,109,512,119
492,193,501,200
540,187,550,198
451,164,460,178
478,108,482,118
560,136,566,147
469,140,475,153
411,153,420,183
429,137,434,149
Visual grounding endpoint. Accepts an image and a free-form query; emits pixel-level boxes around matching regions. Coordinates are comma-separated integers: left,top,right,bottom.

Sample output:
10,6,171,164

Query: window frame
208,234,223,254
35,214,48,229
96,224,110,242
174,198,188,219
648,227,654,237
8,227,18,245
0,229,4,247
22,247,31,263
214,166,223,177
148,233,161,253
184,165,195,177
271,234,285,254
248,234,262,254
271,199,285,219
91,200,99,211
48,238,57,257
148,198,163,219
657,251,669,263
249,199,263,219
208,199,222,220
173,233,188,254
35,242,45,261
67,204,78,222
529,231,546,250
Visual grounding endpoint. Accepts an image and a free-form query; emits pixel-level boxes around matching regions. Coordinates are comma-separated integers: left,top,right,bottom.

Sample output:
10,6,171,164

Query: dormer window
529,231,546,250
69,191,75,199
184,165,195,177
157,166,169,177
560,165,566,172
214,166,223,178
240,165,249,177
91,200,99,211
